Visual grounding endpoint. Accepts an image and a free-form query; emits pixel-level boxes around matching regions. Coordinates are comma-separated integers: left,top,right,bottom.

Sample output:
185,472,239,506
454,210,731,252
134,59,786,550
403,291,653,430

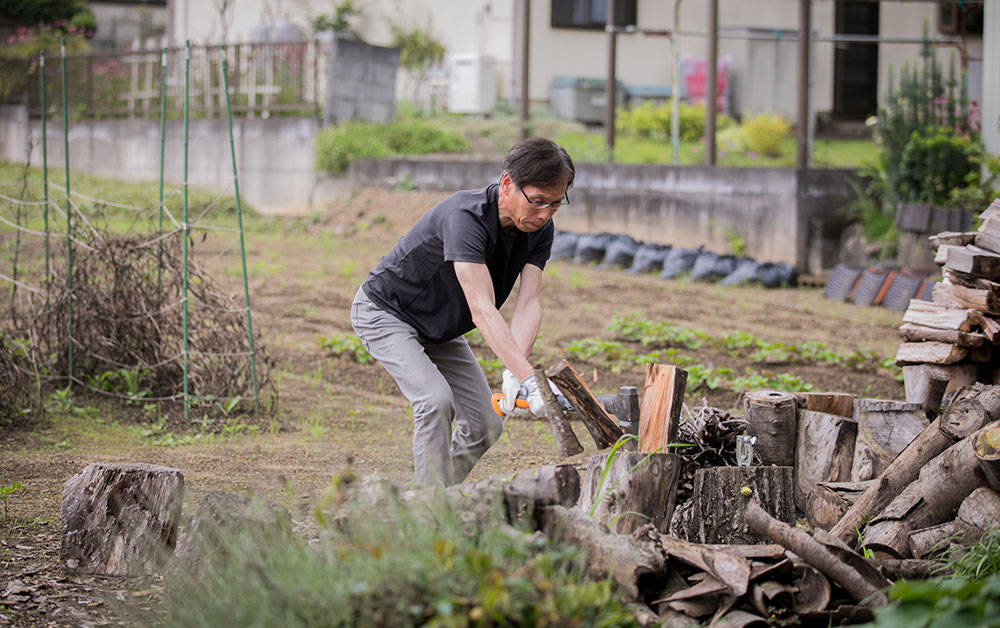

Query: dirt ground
0,188,905,626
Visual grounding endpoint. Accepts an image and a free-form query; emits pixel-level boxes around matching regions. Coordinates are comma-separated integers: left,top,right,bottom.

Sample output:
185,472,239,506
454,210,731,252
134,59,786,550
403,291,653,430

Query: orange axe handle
490,392,529,416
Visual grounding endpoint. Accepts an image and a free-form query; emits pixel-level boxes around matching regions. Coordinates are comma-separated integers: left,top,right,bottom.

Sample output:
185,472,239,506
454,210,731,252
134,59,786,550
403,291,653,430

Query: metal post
157,48,167,295
182,41,191,421
518,0,531,140
220,45,261,410
40,51,50,289
797,0,812,170
705,0,718,166
60,39,73,383
671,0,683,165
605,0,617,162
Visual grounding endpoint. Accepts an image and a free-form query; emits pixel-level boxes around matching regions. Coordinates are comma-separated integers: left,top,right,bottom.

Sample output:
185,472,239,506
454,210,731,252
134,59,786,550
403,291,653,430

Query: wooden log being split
637,363,687,453
794,410,857,512
675,466,795,545
974,421,1000,490
898,323,987,348
534,366,583,458
902,364,951,418
61,462,184,576
863,427,992,557
744,390,798,466
796,392,856,418
577,451,681,535
744,500,888,606
850,399,928,482
547,359,623,449
830,385,997,543
538,505,666,602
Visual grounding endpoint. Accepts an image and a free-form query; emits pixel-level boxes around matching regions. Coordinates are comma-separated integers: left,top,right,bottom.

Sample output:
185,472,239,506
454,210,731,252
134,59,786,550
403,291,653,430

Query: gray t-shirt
362,183,553,344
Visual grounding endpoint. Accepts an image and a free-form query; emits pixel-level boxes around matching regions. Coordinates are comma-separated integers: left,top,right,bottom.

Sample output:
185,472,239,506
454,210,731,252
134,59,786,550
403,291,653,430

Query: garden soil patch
1,187,904,626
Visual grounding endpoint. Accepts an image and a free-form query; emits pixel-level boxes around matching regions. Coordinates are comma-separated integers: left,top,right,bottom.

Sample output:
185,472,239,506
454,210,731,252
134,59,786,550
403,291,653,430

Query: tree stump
851,399,928,481
974,421,1000,490
61,462,184,576
577,451,680,534
675,466,795,544
794,410,857,512
744,390,798,466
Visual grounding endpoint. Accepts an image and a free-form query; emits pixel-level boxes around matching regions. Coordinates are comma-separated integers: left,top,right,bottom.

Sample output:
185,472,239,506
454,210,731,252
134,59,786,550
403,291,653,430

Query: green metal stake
157,47,167,295
40,51,50,290
60,39,73,384
220,45,261,410
182,41,191,421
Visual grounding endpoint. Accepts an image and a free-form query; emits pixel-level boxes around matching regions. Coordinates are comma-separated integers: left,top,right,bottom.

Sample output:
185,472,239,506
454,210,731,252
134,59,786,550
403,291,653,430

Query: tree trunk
547,359,623,449
744,500,888,607
794,410,857,511
863,429,990,557
60,462,184,576
537,505,666,602
534,366,583,458
744,390,798,466
851,399,928,481
902,364,951,418
974,421,1000,490
577,451,680,534
637,363,687,453
676,466,795,545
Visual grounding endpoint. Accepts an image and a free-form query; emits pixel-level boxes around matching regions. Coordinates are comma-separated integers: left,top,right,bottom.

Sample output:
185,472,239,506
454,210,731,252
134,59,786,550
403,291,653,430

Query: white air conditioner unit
448,54,497,114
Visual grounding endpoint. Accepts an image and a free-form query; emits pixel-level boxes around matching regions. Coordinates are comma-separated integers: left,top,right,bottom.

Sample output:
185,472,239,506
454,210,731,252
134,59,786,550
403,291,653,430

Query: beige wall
168,0,981,120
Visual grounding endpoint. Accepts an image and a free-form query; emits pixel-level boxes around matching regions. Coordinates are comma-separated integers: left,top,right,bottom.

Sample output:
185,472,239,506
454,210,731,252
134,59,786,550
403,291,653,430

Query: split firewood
933,278,1000,314
61,462,184,576
936,243,961,265
907,486,1000,558
945,245,1000,280
577,451,680,534
673,466,794,545
898,323,987,348
637,363,687,453
975,215,1000,255
831,385,997,543
894,341,968,366
795,391,855,418
975,421,1000,490
547,359,623,449
901,299,983,332
871,557,946,580
805,481,874,531
537,505,665,602
743,390,797,466
644,529,751,598
929,232,977,250
534,366,583,458
902,364,951,417
863,425,994,557
983,316,1000,344
795,410,857,511
851,399,928,481
744,500,888,607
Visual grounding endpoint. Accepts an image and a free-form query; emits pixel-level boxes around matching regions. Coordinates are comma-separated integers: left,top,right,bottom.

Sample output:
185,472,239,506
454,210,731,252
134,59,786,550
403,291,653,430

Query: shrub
316,119,468,174
741,113,791,157
615,100,735,143
897,127,981,206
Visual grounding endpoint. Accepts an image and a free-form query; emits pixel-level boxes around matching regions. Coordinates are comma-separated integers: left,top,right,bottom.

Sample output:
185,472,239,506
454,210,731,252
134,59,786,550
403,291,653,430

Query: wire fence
2,39,326,120
0,41,269,425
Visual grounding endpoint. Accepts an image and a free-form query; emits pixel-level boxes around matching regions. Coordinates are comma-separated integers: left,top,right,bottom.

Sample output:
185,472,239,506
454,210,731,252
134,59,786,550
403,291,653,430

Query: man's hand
500,368,522,414
518,375,546,416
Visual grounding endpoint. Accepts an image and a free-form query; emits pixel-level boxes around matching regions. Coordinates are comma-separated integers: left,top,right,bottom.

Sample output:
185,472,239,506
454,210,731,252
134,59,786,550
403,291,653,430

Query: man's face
498,173,568,233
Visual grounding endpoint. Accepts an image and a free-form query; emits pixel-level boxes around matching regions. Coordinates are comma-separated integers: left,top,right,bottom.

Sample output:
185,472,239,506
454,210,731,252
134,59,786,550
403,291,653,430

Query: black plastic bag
627,243,670,274
659,246,702,279
600,234,640,268
689,252,738,282
550,230,580,261
573,233,613,265
719,258,761,286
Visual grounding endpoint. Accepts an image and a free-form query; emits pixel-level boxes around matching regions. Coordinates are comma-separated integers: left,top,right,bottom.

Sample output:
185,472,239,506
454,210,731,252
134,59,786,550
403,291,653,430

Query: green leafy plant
864,575,1000,628
315,118,467,174
318,333,373,364
741,113,792,157
311,1,362,38
0,481,23,519
943,525,1000,579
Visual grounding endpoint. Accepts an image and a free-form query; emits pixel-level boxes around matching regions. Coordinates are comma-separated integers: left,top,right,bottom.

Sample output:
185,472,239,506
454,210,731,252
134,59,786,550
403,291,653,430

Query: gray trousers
350,287,504,485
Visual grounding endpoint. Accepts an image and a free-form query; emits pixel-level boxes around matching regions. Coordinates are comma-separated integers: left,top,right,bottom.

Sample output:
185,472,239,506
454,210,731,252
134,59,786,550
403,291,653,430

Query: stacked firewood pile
895,198,1000,386
54,353,1000,626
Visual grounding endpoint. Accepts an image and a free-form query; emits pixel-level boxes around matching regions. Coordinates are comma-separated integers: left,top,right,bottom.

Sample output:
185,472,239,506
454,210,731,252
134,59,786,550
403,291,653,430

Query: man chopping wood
350,137,575,485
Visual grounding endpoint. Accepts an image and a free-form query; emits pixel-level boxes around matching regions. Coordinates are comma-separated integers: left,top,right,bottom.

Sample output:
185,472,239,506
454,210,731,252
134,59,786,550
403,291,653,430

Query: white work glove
500,368,522,414
518,375,547,416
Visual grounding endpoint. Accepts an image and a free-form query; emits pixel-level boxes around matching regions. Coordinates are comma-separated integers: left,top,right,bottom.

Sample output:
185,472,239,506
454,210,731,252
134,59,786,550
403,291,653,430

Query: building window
938,1,983,36
551,0,637,30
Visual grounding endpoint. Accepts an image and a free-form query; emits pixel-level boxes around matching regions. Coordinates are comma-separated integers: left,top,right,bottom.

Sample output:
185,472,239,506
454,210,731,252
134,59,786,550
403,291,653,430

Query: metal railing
3,39,327,119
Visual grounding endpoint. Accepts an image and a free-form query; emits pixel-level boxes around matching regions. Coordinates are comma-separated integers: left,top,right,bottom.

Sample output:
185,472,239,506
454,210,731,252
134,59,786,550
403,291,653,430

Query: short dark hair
502,137,575,190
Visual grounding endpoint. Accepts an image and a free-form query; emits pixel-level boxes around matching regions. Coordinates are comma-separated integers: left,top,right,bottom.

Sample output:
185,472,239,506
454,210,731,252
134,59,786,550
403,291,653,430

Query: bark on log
907,520,970,559
796,392,855,418
902,364,951,418
538,505,666,601
894,341,968,366
534,366,584,458
957,486,1000,533
448,464,582,528
863,429,991,557
744,390,798,466
945,245,1000,280
645,530,752,597
637,363,687,453
744,500,888,606
795,410,857,512
974,421,1000,490
577,451,680,534
60,462,184,576
805,481,874,531
901,299,983,332
676,466,795,544
898,323,987,348
851,399,928,481
547,360,624,449
933,279,1000,314
871,557,946,580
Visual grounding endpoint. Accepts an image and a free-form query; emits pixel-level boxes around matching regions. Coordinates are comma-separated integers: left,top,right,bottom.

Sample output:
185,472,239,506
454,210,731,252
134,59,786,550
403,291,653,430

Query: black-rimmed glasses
518,185,570,210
